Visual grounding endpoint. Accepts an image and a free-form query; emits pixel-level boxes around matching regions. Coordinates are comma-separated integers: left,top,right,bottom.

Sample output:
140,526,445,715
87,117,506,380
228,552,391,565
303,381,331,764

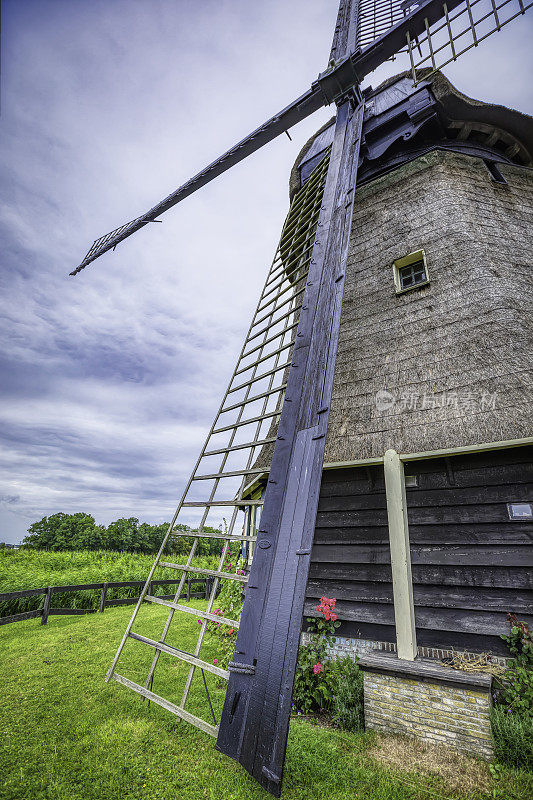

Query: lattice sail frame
105,150,331,735
356,0,409,49
405,0,532,82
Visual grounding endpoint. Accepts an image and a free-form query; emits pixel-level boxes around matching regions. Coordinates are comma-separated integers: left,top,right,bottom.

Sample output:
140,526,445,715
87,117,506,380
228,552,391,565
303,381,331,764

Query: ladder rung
181,500,263,507
203,437,276,457
241,319,298,360
221,383,286,414
212,410,279,435
233,340,292,377
128,631,230,678
228,360,292,396
111,673,218,737
158,563,248,582
170,530,257,542
192,468,266,480
144,595,240,628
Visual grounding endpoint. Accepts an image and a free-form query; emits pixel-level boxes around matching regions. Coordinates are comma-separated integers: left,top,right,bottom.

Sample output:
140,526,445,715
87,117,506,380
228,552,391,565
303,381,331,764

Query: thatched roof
249,72,533,482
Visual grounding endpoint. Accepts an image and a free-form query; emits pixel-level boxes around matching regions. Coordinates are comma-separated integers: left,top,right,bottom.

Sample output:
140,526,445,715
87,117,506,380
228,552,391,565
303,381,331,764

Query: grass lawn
1,604,531,800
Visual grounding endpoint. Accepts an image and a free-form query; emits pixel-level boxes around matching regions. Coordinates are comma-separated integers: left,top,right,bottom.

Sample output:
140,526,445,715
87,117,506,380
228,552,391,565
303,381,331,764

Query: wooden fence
0,577,213,626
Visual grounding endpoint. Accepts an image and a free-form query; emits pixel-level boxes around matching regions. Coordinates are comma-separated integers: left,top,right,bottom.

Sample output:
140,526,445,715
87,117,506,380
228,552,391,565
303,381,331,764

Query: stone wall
363,671,493,759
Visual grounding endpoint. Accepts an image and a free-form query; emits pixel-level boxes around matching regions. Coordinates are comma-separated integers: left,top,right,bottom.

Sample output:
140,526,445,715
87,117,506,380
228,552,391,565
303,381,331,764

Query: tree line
20,513,224,555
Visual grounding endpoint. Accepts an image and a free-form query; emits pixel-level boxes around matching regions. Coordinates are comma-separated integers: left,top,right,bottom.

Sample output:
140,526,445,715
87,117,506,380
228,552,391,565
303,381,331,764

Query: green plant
204,543,244,672
494,615,533,717
292,597,341,714
491,706,533,769
332,655,364,731
0,548,219,617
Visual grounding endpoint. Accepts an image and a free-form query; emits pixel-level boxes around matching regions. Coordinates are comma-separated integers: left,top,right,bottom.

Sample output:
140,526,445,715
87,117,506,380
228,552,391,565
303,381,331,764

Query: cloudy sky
1,0,532,544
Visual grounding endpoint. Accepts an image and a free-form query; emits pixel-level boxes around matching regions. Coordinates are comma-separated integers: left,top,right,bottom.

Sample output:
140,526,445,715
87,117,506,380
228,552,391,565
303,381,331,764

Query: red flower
213,658,219,666
227,628,234,635
313,663,323,675
316,596,336,620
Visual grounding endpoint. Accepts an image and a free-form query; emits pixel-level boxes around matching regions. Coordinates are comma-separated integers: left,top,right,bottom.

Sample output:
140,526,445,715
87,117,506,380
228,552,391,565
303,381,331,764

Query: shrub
491,706,533,769
332,656,364,732
493,615,533,717
292,597,341,714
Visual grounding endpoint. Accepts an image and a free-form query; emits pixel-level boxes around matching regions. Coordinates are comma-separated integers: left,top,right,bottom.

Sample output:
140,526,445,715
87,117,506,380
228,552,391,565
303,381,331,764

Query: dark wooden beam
216,91,364,796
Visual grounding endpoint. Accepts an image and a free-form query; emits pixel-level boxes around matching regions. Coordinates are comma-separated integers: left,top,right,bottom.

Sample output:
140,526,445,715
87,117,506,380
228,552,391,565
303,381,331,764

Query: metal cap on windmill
73,1,533,796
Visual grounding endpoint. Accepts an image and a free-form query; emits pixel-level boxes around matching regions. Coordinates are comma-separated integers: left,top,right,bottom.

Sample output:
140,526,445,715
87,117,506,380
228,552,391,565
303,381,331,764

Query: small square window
393,250,429,294
507,502,533,521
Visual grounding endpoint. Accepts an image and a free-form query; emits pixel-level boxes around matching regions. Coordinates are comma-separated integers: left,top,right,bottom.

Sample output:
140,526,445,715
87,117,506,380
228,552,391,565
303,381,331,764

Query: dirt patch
368,734,491,796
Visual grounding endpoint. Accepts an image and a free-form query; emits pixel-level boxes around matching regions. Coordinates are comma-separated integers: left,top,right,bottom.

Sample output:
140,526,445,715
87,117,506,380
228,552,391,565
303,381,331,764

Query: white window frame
393,249,429,295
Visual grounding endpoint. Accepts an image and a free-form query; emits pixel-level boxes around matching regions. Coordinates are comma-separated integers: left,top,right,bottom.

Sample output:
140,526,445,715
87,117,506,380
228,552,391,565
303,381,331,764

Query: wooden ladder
106,150,332,736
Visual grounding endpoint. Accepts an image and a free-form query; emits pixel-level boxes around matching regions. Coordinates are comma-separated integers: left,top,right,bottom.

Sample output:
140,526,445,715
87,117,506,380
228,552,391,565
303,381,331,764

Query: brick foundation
359,653,494,759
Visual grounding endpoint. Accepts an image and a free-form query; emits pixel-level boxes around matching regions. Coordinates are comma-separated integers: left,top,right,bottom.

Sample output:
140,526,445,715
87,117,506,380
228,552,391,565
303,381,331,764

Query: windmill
73,1,532,795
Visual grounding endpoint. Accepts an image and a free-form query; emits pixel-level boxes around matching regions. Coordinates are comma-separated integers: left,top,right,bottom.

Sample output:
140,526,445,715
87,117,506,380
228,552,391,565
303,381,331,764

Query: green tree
23,513,101,551
103,517,139,551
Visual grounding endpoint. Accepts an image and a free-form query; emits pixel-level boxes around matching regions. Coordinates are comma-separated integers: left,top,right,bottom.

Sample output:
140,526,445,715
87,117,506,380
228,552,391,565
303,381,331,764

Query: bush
292,597,341,714
491,707,533,769
332,656,364,732
494,615,533,717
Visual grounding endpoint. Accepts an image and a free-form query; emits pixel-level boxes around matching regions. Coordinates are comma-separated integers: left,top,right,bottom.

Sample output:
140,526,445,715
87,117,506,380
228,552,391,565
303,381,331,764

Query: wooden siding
305,446,533,654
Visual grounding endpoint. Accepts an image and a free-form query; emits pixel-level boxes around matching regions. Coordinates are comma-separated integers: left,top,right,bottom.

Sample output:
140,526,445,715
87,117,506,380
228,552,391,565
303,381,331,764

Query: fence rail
0,577,213,626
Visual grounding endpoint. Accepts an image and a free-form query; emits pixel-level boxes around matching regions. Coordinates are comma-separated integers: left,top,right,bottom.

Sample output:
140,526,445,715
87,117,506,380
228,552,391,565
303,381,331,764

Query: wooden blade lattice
105,151,331,736
406,0,532,81
357,0,412,49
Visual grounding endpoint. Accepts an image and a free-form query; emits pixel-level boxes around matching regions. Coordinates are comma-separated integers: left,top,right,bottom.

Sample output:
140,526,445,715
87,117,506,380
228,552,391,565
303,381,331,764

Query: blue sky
1,0,532,543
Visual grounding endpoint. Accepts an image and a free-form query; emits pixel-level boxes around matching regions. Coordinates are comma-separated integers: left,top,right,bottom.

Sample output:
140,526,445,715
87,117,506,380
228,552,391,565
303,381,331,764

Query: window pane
399,261,426,290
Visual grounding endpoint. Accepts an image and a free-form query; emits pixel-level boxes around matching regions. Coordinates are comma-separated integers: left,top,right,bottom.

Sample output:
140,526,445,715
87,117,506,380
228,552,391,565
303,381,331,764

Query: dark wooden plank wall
305,446,533,654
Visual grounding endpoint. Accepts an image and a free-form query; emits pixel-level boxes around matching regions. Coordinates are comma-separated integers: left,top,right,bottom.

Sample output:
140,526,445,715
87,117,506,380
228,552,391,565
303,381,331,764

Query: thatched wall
325,150,533,460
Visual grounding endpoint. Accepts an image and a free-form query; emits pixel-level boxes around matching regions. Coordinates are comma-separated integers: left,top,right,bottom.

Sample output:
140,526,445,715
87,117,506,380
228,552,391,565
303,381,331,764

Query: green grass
1,607,532,800
0,549,218,616
491,707,533,769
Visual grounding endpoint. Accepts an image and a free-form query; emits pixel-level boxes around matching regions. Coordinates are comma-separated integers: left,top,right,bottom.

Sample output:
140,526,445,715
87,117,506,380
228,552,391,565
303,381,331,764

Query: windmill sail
405,0,533,83
216,93,364,796
105,148,332,736
72,0,530,277
70,86,324,275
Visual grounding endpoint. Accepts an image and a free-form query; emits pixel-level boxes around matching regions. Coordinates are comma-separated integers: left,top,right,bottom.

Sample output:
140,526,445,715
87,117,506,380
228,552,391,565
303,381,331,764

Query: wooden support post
99,583,108,613
186,579,191,602
205,578,210,600
41,587,52,625
383,449,417,661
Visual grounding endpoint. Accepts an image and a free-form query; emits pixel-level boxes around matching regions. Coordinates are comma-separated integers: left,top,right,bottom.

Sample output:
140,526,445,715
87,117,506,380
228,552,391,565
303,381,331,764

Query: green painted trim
399,437,533,462
322,437,533,471
239,473,268,501
323,456,384,469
